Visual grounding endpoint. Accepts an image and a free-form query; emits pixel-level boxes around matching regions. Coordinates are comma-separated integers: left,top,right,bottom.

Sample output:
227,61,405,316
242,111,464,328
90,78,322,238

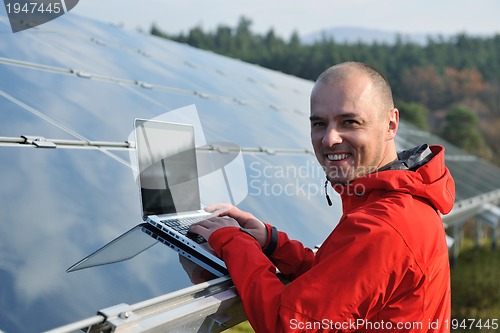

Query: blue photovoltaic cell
0,147,197,331
0,66,166,142
0,92,76,139
135,87,311,149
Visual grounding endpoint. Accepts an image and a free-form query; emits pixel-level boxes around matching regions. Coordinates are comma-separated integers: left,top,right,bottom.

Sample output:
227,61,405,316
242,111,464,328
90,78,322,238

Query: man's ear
387,108,399,140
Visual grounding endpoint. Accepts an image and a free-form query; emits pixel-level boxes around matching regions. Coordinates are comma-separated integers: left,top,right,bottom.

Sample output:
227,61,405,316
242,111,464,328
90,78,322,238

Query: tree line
151,17,500,163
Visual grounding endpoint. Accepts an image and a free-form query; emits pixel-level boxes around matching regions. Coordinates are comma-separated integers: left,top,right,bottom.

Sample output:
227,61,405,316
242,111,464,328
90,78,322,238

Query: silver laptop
66,119,228,276
134,118,227,276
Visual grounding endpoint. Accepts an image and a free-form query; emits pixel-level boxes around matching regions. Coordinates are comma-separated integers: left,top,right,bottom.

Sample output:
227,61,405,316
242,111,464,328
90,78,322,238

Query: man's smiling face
310,74,398,185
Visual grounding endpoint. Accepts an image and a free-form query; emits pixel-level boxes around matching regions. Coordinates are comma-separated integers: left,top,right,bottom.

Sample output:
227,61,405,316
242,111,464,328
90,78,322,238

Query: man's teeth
327,153,351,161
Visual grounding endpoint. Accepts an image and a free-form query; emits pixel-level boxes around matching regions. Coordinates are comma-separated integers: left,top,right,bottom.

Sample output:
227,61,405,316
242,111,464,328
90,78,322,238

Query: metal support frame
443,191,500,265
478,203,500,251
0,135,314,156
44,276,247,333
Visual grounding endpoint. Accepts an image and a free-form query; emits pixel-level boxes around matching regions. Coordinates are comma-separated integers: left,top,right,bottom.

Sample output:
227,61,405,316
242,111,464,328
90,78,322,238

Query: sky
71,0,500,39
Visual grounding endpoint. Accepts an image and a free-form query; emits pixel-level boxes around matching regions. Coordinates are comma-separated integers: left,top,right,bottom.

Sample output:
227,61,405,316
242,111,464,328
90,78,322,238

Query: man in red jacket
191,62,455,332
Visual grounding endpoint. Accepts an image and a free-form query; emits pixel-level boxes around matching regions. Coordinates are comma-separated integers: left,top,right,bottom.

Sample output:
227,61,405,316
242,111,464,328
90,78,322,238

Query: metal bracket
209,313,232,330
97,303,140,332
259,146,276,155
21,135,57,148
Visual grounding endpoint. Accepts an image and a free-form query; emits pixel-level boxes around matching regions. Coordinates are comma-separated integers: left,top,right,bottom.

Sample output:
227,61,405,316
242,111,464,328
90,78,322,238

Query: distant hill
301,26,448,45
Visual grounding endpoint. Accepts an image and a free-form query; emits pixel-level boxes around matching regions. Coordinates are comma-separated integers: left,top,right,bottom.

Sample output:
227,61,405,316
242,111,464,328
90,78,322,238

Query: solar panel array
1,10,499,332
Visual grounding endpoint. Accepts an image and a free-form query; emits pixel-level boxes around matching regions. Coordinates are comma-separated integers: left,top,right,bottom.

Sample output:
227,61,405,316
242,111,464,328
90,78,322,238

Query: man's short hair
316,62,395,111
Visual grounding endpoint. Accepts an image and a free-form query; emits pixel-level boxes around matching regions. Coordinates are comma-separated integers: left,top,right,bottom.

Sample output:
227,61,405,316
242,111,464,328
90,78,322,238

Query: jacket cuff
209,226,259,258
262,223,278,257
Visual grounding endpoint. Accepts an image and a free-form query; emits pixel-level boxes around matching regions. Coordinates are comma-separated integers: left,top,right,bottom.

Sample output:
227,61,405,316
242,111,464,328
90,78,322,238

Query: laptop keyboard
161,216,208,244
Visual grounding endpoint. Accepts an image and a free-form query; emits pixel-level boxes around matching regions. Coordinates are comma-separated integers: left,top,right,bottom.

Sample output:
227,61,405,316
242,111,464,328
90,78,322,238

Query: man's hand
179,255,217,284
189,204,268,247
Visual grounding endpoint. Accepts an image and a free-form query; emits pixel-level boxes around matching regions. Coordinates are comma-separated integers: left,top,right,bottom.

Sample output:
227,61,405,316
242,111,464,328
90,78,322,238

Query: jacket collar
332,144,455,215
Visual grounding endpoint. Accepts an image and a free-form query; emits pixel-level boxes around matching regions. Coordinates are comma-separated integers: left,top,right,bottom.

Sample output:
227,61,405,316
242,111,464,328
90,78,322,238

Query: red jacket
209,145,455,332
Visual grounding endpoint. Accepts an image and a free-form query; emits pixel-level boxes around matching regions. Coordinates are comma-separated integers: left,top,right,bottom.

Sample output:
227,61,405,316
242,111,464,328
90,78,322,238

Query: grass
225,321,254,332
450,240,500,333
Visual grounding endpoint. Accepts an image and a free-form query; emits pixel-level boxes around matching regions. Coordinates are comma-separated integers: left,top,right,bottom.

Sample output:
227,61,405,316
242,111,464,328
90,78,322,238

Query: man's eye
311,122,325,128
343,119,358,126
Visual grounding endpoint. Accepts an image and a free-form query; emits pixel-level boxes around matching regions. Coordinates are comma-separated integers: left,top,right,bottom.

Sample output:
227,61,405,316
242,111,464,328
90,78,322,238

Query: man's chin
325,169,354,185
327,176,351,186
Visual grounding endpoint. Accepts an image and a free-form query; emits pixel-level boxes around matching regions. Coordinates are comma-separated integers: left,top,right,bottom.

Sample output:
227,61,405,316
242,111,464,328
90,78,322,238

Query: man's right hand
204,203,268,248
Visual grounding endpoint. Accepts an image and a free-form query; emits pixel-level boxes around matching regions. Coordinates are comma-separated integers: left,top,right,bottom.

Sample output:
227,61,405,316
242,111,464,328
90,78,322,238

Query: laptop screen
135,119,201,217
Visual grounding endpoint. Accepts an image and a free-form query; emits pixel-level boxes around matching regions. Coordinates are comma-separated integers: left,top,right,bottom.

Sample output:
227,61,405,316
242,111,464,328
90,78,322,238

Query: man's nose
322,125,343,147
